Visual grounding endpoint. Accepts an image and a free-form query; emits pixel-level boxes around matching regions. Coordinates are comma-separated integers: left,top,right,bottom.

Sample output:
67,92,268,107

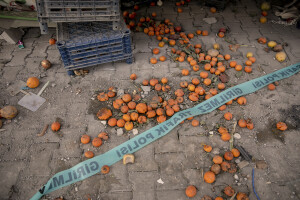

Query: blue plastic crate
56,21,133,71
36,0,120,34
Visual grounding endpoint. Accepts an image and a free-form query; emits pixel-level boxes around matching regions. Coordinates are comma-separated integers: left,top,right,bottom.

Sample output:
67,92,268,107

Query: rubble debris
123,154,135,164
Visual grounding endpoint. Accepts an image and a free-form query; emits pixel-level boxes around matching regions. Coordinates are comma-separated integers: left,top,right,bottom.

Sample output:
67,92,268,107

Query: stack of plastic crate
36,0,133,75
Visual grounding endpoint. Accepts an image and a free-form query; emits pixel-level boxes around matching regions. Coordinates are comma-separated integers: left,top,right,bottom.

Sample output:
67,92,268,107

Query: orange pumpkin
221,161,230,171
238,119,247,128
218,126,228,135
224,151,234,161
203,145,212,152
27,77,39,88
51,121,61,131
182,69,190,76
191,119,199,127
161,77,168,84
195,86,205,95
246,119,254,130
101,165,110,174
130,73,137,80
157,115,166,123
218,105,226,111
189,93,199,101
98,132,108,140
136,103,148,113
237,97,247,105
146,110,156,118
117,119,125,127
123,114,131,122
138,116,147,124
130,112,139,121
81,134,90,144
213,155,223,164
185,185,197,197
175,89,184,97
231,148,240,157
49,38,56,45
107,91,116,98
113,99,124,109
92,137,102,147
211,164,221,175
84,151,94,158
122,94,132,103
150,79,159,86
221,133,231,141
224,112,233,120
97,108,112,120
224,186,235,197
192,78,200,85
204,171,215,183
180,81,188,88
97,92,109,101
166,108,174,116
124,122,134,131
268,83,276,90
276,122,287,131
108,118,117,127
152,48,160,54
142,79,149,86
236,192,249,200
172,104,180,112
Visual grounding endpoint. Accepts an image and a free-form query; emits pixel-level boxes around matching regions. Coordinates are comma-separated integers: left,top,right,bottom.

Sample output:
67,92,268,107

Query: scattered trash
132,129,138,135
18,92,45,112
157,178,164,184
117,128,124,136
237,160,249,169
233,133,241,139
235,145,252,161
123,154,134,164
18,40,24,49
37,124,49,137
141,86,151,92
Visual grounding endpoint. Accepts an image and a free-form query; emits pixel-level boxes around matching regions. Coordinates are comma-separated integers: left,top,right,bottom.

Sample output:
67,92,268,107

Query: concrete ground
0,0,300,200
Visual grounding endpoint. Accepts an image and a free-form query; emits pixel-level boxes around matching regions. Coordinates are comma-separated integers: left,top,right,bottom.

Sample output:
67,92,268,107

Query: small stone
157,178,164,184
237,183,242,186
238,160,249,169
100,121,106,125
117,128,123,136
212,148,220,155
117,89,124,96
51,83,56,87
75,187,78,192
40,72,47,78
141,86,151,92
234,174,239,180
235,158,241,164
234,133,241,139
209,131,214,135
256,160,268,169
132,129,138,135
